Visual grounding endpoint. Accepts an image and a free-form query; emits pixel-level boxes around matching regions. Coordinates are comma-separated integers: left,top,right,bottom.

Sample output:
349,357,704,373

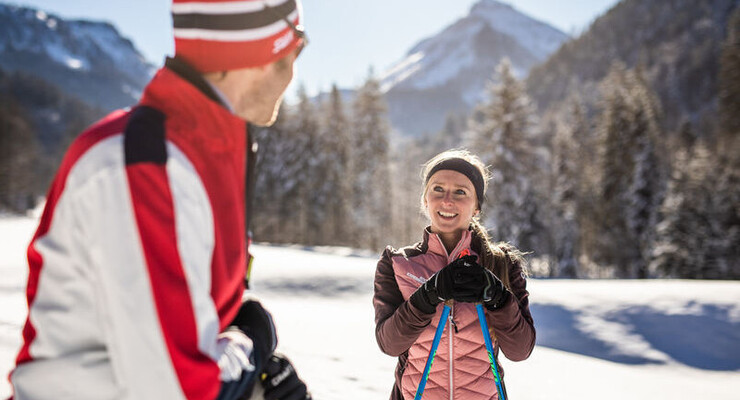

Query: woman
373,149,535,399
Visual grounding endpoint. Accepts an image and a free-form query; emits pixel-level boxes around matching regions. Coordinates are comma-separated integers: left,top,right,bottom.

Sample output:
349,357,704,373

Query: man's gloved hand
409,255,479,313
260,354,312,400
230,299,278,369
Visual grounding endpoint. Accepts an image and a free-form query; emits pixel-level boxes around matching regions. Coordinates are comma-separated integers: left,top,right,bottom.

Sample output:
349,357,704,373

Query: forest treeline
2,4,738,279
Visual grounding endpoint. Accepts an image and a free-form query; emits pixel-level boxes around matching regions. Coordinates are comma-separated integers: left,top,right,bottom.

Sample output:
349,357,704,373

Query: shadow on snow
531,303,740,371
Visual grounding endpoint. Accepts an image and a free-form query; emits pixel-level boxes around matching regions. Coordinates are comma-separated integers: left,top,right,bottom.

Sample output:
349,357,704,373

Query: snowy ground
1,215,739,399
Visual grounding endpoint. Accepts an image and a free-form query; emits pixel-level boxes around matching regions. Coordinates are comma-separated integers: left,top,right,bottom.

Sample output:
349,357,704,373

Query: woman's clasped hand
411,254,510,312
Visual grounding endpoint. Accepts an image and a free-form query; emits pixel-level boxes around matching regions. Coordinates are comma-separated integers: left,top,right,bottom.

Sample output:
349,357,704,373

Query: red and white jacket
374,228,536,400
10,59,255,400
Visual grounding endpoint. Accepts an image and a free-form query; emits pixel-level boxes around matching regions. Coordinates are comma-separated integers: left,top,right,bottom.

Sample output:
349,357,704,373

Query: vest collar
423,226,473,260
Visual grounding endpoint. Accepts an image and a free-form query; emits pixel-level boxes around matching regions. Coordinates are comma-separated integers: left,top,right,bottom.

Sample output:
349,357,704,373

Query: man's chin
253,117,277,127
236,110,276,127
252,105,281,127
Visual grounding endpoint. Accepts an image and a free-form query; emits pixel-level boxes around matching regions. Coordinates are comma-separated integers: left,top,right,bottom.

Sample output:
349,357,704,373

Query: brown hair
421,149,527,289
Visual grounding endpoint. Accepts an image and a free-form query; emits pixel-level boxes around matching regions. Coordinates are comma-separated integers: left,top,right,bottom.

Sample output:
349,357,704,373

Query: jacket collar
138,58,247,150
164,57,225,108
423,226,473,260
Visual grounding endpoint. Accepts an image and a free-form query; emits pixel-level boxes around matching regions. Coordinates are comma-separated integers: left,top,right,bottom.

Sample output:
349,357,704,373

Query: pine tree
431,112,466,154
0,95,39,213
652,144,714,278
293,85,322,245
549,97,589,277
626,71,665,278
597,64,633,274
318,84,352,246
653,144,740,279
468,58,542,252
596,62,665,277
719,7,740,139
389,135,430,247
252,104,295,243
715,7,740,279
654,9,740,279
350,70,392,250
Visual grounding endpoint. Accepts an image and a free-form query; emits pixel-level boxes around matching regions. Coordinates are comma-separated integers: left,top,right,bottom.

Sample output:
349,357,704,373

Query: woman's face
424,169,479,237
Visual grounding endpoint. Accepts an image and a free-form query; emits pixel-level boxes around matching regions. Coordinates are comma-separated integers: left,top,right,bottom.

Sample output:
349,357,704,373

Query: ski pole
414,303,450,400
476,304,506,400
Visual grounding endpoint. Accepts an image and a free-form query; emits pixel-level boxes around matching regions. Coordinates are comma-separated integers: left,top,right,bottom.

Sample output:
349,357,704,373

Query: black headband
425,158,485,208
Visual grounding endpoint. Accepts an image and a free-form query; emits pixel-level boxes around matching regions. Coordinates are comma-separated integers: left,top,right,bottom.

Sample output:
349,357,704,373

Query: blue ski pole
414,303,450,400
476,304,506,400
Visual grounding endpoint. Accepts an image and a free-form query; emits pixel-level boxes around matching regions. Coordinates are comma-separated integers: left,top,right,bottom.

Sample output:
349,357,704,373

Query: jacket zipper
434,232,468,399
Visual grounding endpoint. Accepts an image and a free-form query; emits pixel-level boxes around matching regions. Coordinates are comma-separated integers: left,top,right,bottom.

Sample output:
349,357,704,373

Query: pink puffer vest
393,230,500,400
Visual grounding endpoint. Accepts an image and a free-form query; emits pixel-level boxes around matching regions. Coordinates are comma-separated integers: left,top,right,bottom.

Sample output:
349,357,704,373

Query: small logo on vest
406,272,427,285
273,30,295,54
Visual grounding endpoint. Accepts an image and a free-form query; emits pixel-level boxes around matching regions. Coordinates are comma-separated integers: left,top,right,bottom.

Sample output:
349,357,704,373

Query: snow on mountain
379,0,569,136
469,0,568,57
2,215,739,399
380,0,567,92
0,3,155,111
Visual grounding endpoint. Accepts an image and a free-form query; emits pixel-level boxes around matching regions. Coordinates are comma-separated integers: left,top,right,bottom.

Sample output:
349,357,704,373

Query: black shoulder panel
399,241,426,260
124,106,167,165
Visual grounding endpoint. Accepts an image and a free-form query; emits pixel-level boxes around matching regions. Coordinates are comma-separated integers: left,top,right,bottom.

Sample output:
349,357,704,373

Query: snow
0,4,155,82
471,0,568,57
1,215,739,399
380,52,424,93
380,20,481,92
379,0,569,94
72,23,142,68
411,44,475,90
43,41,90,71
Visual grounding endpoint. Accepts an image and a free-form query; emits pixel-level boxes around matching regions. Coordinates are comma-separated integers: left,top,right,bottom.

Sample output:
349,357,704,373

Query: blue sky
8,0,619,97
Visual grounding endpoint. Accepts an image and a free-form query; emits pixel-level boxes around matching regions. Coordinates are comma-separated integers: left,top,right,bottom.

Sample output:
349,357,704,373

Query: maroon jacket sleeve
373,247,436,357
486,258,536,361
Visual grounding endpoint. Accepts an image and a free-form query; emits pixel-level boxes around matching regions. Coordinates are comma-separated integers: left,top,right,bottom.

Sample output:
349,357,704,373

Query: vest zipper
449,304,454,400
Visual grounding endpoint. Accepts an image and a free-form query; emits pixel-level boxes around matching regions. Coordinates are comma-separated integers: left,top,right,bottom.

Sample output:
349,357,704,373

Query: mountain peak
378,0,569,136
0,2,155,111
471,0,514,12
380,0,567,93
469,0,568,57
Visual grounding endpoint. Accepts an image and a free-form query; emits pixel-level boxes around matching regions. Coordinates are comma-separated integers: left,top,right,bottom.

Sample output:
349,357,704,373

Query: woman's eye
433,186,444,192
455,189,466,195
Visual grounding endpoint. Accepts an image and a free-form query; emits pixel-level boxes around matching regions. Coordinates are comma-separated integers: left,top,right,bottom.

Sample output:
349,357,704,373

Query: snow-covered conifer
468,58,541,252
350,70,392,250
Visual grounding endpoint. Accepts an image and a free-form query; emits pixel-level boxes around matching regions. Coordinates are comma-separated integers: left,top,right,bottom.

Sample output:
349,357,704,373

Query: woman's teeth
438,211,457,218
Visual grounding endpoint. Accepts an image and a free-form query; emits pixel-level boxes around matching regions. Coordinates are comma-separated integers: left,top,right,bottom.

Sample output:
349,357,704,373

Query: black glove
230,299,278,368
260,354,312,400
409,255,480,313
481,267,511,310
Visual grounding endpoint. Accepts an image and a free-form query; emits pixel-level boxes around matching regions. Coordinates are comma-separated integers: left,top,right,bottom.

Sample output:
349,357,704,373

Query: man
9,1,310,399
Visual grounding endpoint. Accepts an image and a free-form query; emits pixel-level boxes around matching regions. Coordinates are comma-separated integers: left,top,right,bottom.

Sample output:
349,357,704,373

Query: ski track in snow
1,216,739,399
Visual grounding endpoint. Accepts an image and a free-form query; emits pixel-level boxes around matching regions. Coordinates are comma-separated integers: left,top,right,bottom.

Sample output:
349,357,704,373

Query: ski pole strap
415,304,451,400
476,304,506,400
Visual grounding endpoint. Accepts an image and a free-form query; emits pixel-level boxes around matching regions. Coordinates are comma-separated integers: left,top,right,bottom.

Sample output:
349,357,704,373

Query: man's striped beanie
172,0,304,72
